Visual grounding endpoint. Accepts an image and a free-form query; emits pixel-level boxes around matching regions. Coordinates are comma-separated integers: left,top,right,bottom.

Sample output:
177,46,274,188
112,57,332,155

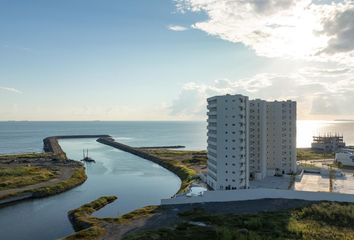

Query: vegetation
65,196,160,239
0,152,51,160
142,149,207,193
113,205,160,224
66,196,117,239
31,166,87,198
297,148,334,160
0,166,57,191
124,202,354,240
299,163,320,169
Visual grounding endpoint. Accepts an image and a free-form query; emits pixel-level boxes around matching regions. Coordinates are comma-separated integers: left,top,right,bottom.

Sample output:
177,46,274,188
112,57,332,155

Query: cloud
167,24,188,31
321,7,354,53
170,67,354,119
175,0,354,63
0,86,22,94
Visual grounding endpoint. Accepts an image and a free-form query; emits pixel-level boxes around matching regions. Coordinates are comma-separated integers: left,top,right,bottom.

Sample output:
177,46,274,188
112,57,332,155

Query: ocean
0,121,354,154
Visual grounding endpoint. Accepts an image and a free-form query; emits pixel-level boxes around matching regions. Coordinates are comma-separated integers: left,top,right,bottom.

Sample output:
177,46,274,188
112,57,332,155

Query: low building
311,134,345,152
336,149,354,167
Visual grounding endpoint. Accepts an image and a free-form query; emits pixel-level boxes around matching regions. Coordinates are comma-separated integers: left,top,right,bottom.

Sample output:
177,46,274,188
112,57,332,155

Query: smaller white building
336,149,354,167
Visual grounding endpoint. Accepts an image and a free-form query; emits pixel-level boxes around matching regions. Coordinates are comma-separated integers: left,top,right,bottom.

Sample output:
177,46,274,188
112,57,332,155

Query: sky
0,0,353,121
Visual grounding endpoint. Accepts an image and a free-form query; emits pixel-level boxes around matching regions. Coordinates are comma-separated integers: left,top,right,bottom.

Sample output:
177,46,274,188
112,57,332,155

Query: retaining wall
161,188,354,205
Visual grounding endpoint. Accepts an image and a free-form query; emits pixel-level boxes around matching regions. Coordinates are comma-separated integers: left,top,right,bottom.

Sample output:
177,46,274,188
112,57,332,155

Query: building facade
249,99,267,180
265,100,297,176
207,94,297,190
206,94,250,190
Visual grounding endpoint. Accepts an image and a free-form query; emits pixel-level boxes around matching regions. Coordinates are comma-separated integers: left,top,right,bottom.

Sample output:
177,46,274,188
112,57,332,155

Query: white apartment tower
207,94,297,190
265,101,297,175
206,94,250,190
249,99,267,180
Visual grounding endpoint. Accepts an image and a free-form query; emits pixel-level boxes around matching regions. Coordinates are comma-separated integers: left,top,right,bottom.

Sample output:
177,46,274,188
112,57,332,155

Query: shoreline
0,135,111,206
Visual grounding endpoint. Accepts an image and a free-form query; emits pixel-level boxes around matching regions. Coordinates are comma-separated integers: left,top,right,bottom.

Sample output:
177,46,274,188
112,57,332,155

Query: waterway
0,138,181,240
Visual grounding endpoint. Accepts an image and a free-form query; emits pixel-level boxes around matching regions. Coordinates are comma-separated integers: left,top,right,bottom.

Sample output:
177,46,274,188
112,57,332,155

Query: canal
0,138,181,240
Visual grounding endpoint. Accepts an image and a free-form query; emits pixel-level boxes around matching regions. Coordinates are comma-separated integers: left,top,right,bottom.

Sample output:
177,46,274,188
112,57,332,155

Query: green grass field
0,166,57,191
297,149,334,160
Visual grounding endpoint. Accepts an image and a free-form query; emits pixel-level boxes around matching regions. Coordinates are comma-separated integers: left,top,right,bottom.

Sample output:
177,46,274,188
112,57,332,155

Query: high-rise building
249,99,267,180
206,94,249,190
265,101,297,175
206,94,297,190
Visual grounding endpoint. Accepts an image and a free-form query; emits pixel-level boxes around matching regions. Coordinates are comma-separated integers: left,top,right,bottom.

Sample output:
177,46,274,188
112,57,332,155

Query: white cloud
0,86,22,94
170,67,354,119
167,24,188,31
175,0,354,64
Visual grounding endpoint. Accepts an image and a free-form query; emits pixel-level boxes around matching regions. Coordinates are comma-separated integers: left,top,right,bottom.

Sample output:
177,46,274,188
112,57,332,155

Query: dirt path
0,166,75,199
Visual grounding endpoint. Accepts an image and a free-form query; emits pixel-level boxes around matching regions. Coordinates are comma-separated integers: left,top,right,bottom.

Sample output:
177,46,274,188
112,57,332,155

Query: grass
31,166,87,198
0,152,51,160
141,149,207,194
0,166,57,191
299,163,321,169
66,196,117,239
297,148,334,160
112,205,160,224
124,202,354,240
65,196,160,239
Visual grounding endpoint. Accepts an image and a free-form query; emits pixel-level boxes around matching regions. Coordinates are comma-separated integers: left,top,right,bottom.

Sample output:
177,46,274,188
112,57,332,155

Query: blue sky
1,0,354,120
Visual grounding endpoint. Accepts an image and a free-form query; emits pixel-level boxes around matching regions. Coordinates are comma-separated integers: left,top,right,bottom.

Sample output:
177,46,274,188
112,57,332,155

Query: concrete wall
161,188,354,205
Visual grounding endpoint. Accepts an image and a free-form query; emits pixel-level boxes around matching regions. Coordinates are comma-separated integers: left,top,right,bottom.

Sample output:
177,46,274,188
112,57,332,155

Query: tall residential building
206,94,249,190
249,99,267,180
207,94,297,190
265,101,297,175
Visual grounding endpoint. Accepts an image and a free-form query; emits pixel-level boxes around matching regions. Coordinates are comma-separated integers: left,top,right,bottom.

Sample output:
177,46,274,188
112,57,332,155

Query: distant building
311,134,345,152
206,94,297,191
336,149,354,166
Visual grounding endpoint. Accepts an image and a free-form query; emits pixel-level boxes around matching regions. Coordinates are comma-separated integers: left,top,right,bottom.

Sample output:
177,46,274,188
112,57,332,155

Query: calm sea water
0,121,353,240
0,121,353,153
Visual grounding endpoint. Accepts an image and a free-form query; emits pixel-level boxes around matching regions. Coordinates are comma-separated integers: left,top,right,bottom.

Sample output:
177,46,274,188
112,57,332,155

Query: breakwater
97,137,164,164
139,146,185,149
43,135,111,160
97,137,191,193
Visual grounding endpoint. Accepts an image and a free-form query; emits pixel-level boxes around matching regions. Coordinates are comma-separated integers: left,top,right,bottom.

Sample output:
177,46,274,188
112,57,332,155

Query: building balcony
207,103,217,109
207,146,217,154
207,111,217,116
207,125,217,131
207,118,217,123
207,132,217,138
